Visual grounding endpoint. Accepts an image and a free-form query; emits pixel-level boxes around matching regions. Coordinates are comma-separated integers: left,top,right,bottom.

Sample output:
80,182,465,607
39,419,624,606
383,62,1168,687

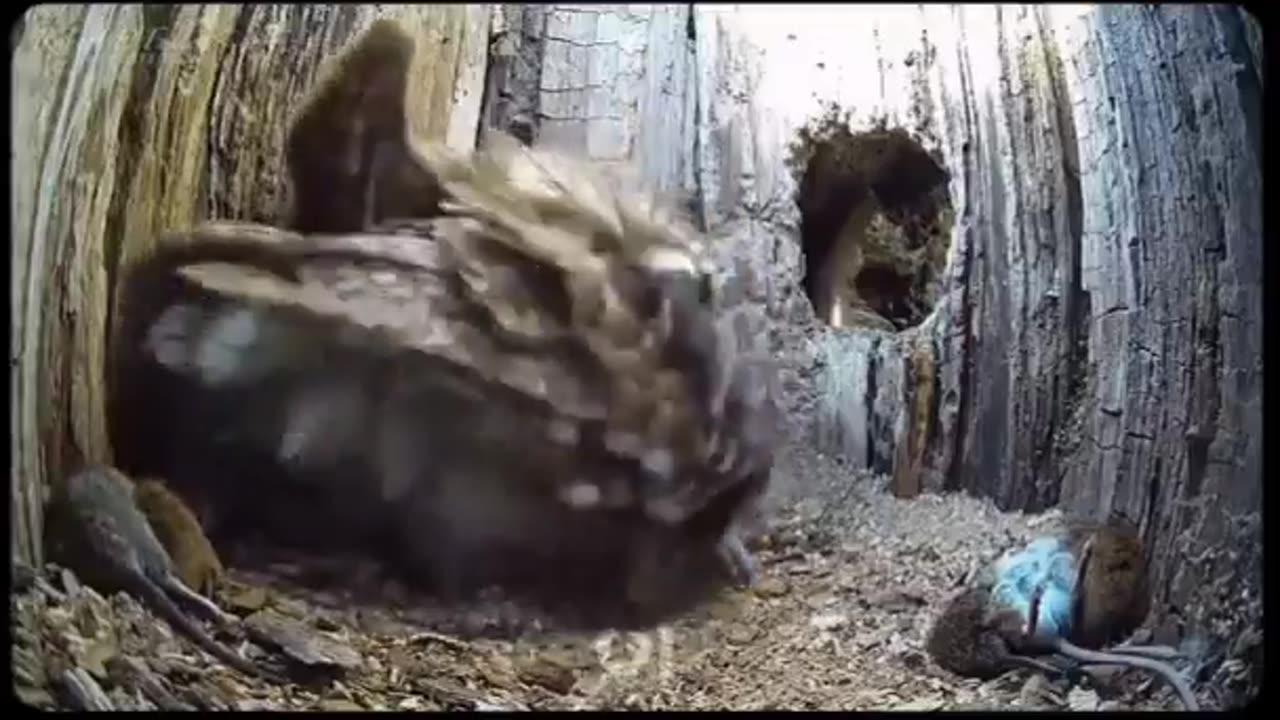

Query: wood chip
106,655,194,711
244,610,362,672
60,568,83,596
318,698,365,711
405,630,471,651
1067,686,1101,711
753,578,790,597
77,639,118,680
15,686,56,709
226,585,270,613
809,612,848,631
58,667,114,711
894,697,943,711
416,677,485,708
725,626,759,645
515,655,577,694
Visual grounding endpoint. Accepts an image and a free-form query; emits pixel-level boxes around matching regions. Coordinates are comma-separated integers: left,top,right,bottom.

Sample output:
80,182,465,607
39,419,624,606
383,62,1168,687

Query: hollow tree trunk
11,3,1261,658
10,3,490,566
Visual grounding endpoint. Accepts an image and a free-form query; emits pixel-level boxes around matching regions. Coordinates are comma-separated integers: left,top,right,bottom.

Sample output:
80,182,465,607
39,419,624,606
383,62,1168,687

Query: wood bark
672,4,1262,647
12,3,1260,651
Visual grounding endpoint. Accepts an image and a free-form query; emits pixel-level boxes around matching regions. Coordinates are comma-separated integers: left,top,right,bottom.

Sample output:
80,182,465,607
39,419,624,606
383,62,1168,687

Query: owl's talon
717,531,757,588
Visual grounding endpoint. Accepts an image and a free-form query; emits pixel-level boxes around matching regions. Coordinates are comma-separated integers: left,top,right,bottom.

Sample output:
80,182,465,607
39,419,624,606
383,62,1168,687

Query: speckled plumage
114,20,780,612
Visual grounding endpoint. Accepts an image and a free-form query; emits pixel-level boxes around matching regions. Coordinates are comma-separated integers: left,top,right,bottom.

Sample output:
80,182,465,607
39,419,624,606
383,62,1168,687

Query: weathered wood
892,338,936,499
10,4,490,566
673,4,1261,648
535,3,699,195
445,4,492,153
1054,4,1262,645
13,4,144,568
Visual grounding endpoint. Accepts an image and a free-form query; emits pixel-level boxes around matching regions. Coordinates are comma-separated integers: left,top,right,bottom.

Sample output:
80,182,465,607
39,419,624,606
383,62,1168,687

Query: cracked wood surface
670,5,1261,648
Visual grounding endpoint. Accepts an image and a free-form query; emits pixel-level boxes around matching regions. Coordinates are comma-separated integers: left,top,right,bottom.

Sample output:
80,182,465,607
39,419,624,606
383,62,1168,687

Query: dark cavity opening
787,105,955,332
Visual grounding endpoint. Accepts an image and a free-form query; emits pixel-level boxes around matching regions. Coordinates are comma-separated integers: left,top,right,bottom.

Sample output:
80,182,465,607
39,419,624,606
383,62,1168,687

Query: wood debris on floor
13,446,1243,710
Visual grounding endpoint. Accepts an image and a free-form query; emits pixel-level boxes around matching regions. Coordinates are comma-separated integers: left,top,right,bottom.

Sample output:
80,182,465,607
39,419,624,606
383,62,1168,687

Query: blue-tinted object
991,536,1076,638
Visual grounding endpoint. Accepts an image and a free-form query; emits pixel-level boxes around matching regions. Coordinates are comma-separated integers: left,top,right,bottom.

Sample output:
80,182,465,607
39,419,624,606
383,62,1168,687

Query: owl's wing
280,17,779,528
129,220,594,430
128,132,778,530
418,134,782,523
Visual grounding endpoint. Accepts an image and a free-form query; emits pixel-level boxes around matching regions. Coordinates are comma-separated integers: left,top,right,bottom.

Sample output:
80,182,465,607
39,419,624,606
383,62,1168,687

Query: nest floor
13,445,1239,711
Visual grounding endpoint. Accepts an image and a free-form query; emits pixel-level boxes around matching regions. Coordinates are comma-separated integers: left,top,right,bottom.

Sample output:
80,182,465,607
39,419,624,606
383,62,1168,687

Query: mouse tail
1054,640,1199,710
130,574,283,684
1104,643,1188,661
1008,653,1069,678
159,574,237,627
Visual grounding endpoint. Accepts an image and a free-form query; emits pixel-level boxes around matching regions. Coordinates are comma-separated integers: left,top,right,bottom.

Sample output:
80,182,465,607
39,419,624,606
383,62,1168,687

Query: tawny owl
111,20,780,615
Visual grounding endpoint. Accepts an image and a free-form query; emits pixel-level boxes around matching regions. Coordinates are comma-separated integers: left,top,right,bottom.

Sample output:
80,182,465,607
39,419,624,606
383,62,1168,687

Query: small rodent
1063,515,1151,649
131,477,225,598
929,584,1199,709
925,586,1067,680
1022,515,1199,710
44,465,282,683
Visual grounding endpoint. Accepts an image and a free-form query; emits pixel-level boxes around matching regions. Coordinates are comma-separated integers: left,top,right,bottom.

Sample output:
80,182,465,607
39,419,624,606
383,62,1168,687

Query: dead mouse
925,586,1069,680
1062,515,1151,649
131,476,225,598
44,465,283,684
